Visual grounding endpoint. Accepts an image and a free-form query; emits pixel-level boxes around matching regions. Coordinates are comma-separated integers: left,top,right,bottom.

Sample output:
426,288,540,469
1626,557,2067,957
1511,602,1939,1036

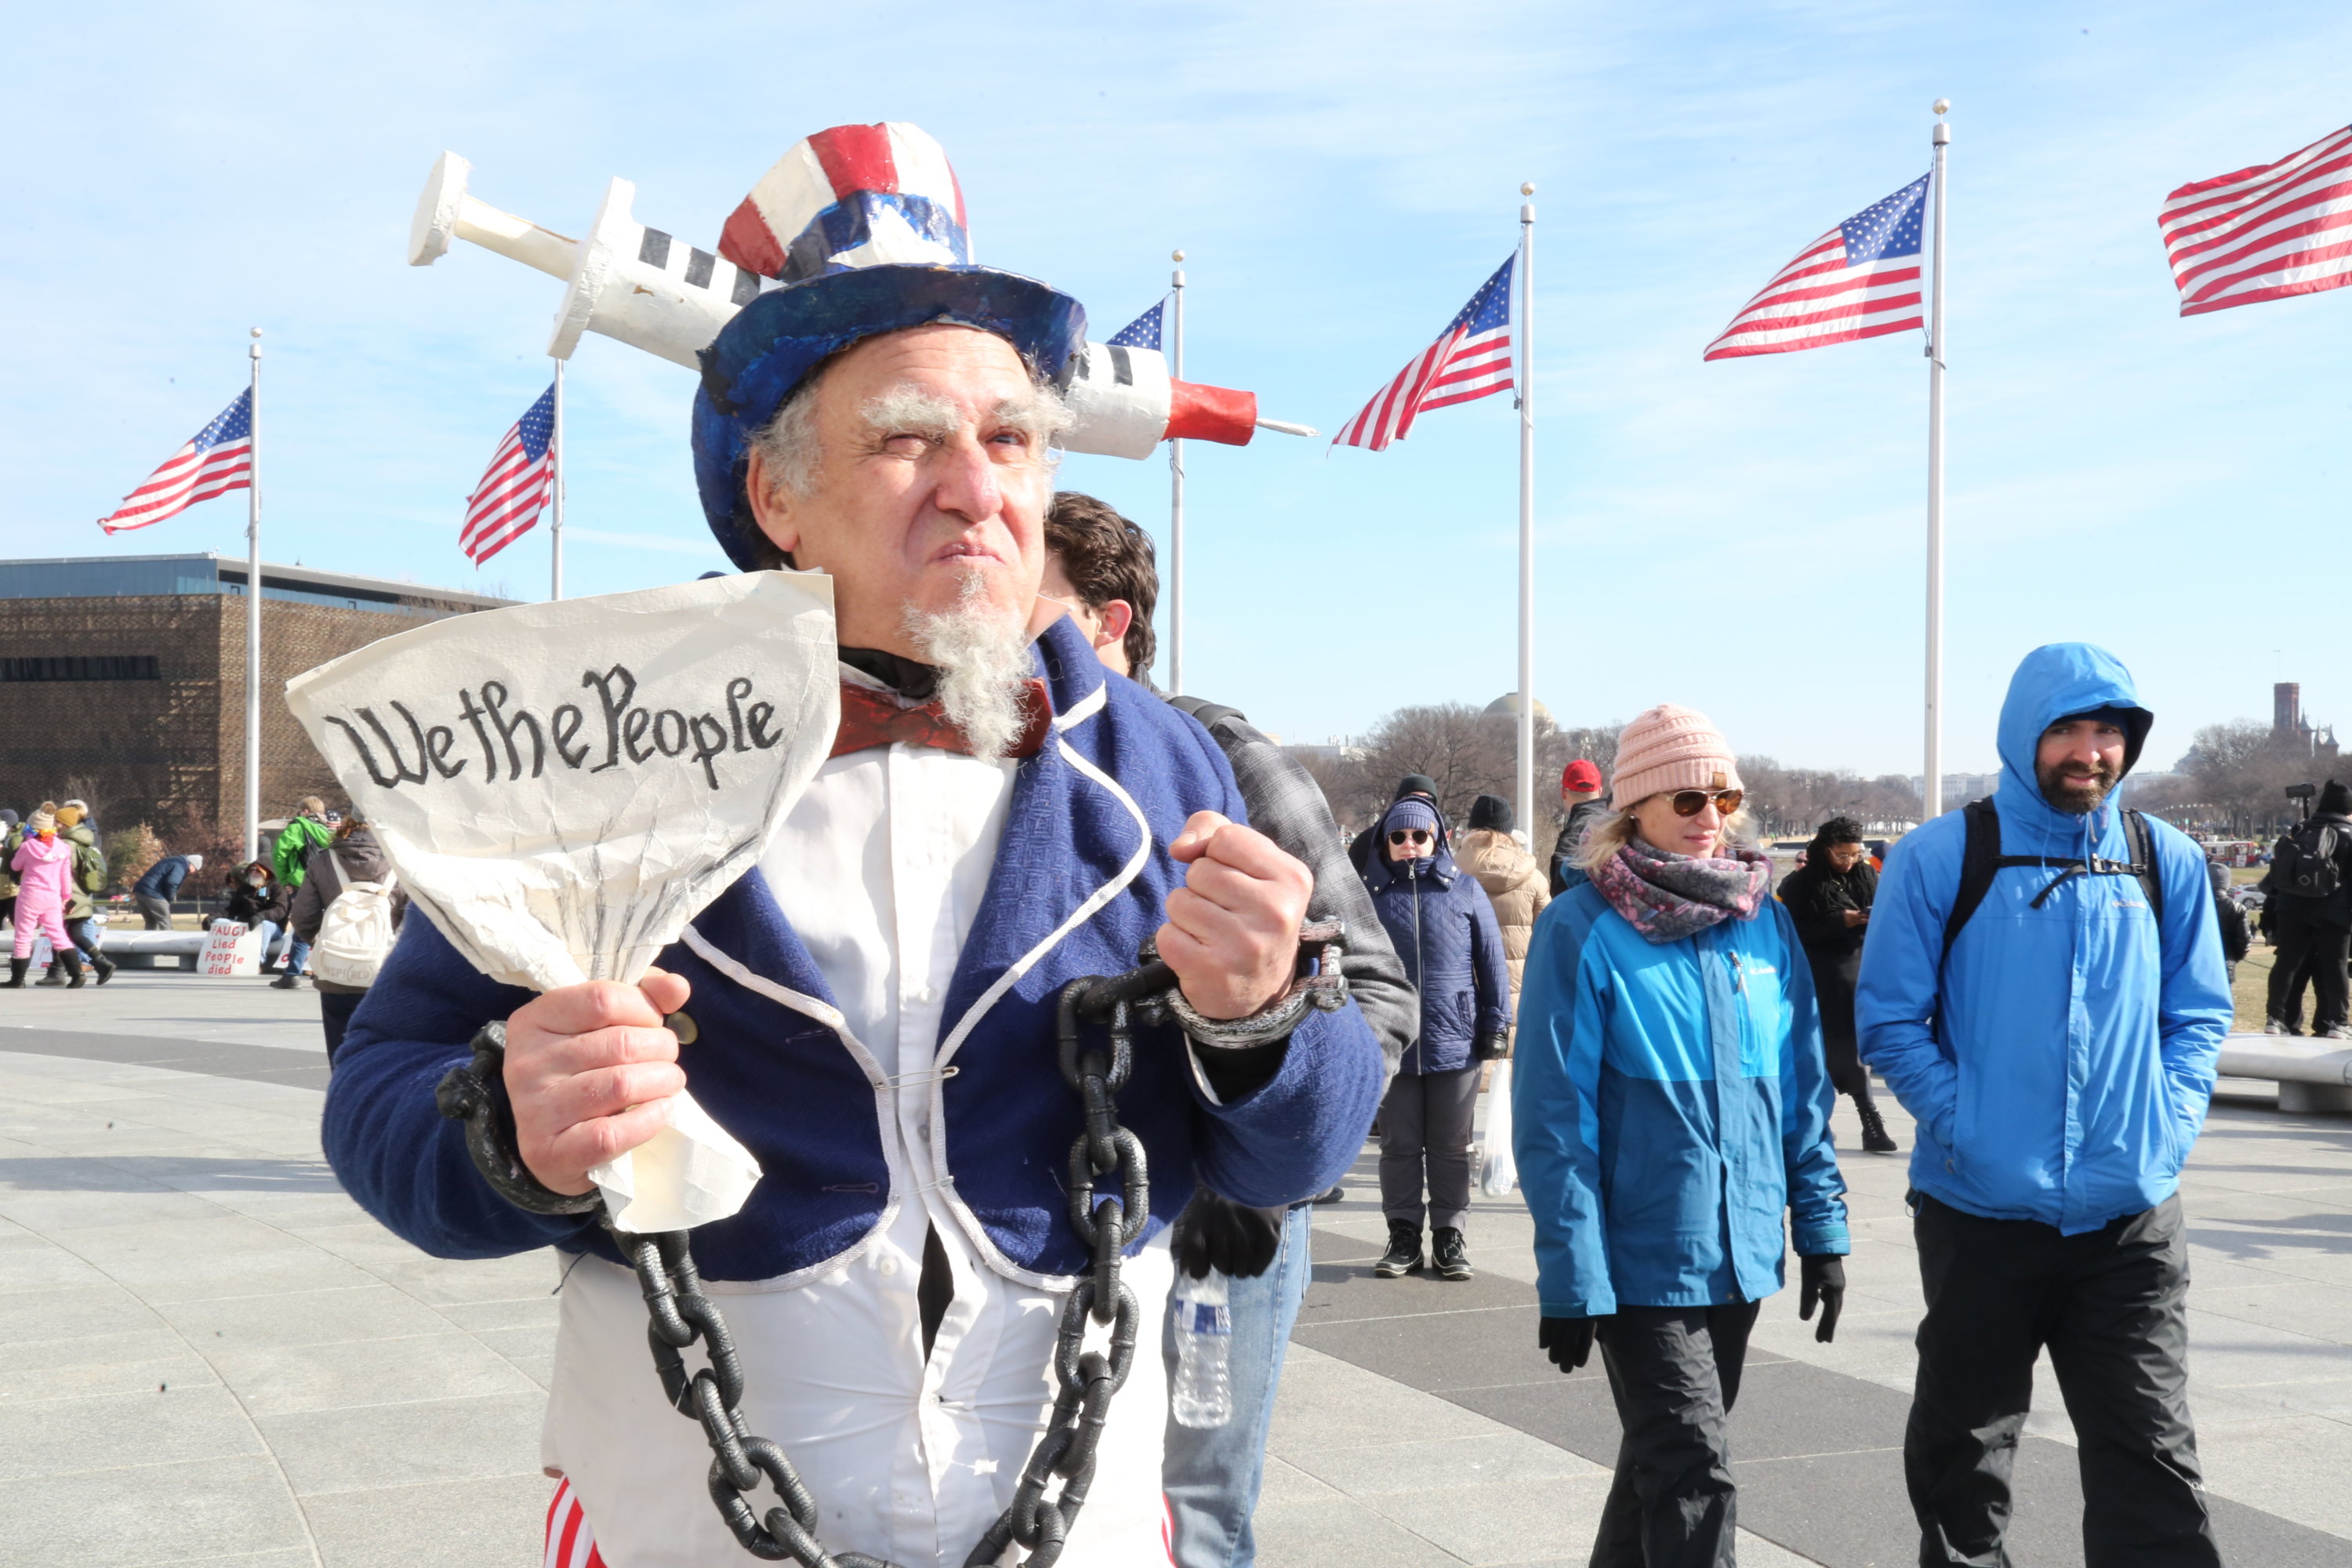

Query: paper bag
285,571,840,1231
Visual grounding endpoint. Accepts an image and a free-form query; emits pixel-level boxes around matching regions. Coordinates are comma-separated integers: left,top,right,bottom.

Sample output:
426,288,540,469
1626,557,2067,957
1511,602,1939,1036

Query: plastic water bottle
1170,1270,1233,1428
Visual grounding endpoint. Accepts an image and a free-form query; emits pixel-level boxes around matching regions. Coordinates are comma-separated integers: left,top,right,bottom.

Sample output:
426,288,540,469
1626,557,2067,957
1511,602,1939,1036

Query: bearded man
322,183,1383,1564
1857,642,2230,1568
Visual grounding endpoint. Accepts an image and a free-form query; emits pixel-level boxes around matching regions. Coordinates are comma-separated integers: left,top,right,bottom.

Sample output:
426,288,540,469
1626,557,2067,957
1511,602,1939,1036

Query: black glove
1537,1314,1601,1372
1474,1031,1508,1062
1171,1189,1284,1280
1798,1254,1846,1344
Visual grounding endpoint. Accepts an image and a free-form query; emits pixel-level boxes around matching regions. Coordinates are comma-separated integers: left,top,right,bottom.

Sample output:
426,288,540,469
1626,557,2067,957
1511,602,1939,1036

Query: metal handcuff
435,919,1348,1567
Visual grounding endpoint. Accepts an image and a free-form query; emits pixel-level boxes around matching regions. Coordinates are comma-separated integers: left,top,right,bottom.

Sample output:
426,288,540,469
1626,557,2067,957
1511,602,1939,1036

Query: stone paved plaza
6,973,2352,1565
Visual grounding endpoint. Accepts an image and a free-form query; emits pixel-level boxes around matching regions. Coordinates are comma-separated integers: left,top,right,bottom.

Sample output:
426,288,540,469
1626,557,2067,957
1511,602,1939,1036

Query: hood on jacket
332,827,391,883
1994,643,2153,846
1366,796,1457,891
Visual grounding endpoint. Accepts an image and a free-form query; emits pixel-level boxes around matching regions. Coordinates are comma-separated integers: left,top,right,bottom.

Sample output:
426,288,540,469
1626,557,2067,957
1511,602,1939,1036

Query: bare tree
1344,704,1518,829
2173,719,2342,839
1738,757,1922,840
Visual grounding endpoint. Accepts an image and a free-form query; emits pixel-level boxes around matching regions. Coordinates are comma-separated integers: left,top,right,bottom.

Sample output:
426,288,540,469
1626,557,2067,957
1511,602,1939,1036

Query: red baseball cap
1561,759,1604,793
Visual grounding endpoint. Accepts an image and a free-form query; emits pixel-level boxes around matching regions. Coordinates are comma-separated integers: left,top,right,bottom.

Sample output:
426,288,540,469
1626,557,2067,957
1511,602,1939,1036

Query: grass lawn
2233,943,2277,1033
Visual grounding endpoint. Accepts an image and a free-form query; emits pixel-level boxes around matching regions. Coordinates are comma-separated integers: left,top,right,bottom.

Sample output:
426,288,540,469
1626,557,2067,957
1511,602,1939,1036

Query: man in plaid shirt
1039,490,1414,1568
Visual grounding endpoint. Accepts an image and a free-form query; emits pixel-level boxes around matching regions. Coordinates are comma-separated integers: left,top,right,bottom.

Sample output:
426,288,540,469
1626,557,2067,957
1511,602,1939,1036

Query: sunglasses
1667,788,1744,818
1388,829,1433,845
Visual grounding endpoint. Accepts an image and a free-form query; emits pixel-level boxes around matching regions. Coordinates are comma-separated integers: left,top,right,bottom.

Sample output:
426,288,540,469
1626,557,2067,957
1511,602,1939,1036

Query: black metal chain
435,922,1348,1566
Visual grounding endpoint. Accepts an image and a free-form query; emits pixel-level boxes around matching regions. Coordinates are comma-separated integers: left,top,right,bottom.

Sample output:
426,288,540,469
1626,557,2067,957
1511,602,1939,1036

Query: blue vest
321,615,1385,1283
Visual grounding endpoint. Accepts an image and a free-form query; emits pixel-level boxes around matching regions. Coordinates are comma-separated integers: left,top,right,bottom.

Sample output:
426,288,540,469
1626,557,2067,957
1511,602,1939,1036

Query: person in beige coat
1458,793,1551,1025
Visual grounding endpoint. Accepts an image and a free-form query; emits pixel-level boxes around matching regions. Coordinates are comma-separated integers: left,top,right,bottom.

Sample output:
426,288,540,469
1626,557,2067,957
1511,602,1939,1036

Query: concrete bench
91,931,208,971
82,931,287,973
2219,1032,2352,1113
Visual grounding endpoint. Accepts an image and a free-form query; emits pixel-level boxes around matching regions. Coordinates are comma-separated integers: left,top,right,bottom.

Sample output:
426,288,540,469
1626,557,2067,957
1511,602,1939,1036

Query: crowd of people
188,179,2253,1567
0,793,405,1057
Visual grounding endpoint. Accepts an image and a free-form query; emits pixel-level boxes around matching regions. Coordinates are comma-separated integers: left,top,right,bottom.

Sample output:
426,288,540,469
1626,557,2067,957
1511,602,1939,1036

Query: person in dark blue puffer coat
1363,794,1510,1281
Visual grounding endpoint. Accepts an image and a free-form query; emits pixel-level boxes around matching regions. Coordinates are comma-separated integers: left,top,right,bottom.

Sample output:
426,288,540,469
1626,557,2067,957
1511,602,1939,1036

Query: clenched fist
1157,811,1314,1022
502,968,692,1195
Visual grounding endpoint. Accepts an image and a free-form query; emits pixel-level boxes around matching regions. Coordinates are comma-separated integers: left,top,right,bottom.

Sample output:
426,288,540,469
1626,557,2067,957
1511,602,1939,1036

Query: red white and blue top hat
693,122,1086,571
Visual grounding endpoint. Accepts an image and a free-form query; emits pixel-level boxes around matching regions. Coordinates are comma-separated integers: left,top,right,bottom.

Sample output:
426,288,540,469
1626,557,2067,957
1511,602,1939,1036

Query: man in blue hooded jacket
1858,643,2231,1568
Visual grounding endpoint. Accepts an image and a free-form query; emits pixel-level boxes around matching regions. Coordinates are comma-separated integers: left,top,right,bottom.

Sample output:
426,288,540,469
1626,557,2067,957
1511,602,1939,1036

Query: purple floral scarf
1590,835,1773,944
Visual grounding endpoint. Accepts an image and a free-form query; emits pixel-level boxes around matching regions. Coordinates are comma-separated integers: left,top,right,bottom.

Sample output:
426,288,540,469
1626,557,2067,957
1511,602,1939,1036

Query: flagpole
1516,186,1537,842
1923,101,1950,822
550,358,565,601
244,328,263,864
1168,249,1186,695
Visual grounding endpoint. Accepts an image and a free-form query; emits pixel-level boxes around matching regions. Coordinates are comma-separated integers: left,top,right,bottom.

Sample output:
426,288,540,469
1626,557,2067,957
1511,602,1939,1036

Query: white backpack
311,864,399,988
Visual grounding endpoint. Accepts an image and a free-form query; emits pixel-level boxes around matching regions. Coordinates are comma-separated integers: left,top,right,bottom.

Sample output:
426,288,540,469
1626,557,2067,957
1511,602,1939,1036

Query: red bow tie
830,678,1054,760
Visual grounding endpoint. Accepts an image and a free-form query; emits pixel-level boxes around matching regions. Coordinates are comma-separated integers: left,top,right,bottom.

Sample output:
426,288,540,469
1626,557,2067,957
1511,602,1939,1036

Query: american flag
1107,300,1163,351
1334,255,1515,451
1704,175,1929,361
2160,125,2352,317
98,389,253,534
461,386,557,565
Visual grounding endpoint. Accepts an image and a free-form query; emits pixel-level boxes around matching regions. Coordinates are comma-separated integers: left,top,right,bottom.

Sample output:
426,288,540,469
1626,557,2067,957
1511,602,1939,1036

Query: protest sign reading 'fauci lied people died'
285,571,840,1230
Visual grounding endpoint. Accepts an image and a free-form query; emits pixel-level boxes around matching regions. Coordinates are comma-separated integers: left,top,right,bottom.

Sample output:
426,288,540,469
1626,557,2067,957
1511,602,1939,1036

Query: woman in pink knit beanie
1511,702,1849,1566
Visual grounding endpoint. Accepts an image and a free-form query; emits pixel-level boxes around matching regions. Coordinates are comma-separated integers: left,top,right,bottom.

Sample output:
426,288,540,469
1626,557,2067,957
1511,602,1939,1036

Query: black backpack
1939,797,2165,968
2272,822,2343,900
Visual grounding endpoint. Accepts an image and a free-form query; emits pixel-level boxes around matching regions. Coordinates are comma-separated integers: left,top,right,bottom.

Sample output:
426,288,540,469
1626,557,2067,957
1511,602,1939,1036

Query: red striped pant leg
544,1476,608,1568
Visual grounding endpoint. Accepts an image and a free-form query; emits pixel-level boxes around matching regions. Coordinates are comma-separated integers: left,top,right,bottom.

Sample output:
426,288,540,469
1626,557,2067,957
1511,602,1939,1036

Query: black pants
319,990,364,1065
1906,1193,2216,1568
2267,913,2348,1033
1591,1300,1760,1568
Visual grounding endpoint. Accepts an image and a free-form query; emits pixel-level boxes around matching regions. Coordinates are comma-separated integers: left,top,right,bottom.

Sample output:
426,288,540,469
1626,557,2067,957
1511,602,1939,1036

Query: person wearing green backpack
47,802,113,986
268,796,335,989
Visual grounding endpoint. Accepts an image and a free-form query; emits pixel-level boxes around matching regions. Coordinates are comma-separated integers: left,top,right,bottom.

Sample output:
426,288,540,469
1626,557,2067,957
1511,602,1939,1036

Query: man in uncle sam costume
321,122,1384,1566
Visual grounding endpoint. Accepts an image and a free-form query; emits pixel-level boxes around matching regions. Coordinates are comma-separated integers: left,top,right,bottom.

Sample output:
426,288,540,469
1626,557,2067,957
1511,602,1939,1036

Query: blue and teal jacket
1856,642,2230,1235
1512,877,1848,1316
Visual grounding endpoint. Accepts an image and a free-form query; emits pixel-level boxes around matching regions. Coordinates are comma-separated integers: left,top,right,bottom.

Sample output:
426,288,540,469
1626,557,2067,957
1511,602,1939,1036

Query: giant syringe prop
408,153,1316,458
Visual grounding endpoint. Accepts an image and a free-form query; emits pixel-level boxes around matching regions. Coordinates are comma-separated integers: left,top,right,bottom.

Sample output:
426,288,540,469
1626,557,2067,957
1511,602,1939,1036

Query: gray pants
135,894,172,930
1377,1066,1479,1232
1907,1192,2217,1568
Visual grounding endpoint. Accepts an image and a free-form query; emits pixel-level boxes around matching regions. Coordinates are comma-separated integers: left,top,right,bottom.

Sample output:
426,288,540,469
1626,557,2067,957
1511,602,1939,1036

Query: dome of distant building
1485,692,1552,724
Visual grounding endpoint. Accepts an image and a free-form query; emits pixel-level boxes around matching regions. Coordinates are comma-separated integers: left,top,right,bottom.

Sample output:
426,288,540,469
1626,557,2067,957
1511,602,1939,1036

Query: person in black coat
215,862,292,971
2260,780,2352,1038
2207,860,2250,986
1777,815,1896,1153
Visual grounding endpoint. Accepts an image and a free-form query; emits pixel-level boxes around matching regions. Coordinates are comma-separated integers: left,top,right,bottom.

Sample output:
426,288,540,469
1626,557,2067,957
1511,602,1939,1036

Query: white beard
903,572,1033,762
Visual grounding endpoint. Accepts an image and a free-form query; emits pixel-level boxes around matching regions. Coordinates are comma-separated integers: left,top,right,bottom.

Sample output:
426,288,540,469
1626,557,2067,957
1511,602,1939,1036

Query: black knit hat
2321,779,2352,817
1395,775,1439,802
1468,793,1513,833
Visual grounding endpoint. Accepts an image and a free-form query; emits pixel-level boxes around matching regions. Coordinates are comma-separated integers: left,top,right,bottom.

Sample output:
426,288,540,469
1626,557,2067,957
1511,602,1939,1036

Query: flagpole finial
1171,249,1185,263
1933,98,1950,115
249,326,262,338
1520,182,1536,196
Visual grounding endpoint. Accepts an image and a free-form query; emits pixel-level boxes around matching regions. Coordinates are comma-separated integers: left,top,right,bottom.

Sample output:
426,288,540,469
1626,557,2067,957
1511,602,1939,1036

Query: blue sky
9,2,2350,776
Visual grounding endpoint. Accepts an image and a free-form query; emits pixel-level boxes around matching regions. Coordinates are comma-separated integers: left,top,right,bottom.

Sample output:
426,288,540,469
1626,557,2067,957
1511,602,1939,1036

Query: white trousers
542,1214,1174,1567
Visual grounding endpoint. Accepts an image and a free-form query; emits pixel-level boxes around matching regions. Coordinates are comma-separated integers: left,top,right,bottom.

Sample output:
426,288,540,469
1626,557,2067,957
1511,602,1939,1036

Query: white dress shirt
544,676,1174,1567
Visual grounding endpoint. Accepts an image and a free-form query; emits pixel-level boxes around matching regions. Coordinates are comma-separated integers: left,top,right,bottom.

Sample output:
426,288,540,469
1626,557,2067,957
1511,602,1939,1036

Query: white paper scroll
285,571,840,1231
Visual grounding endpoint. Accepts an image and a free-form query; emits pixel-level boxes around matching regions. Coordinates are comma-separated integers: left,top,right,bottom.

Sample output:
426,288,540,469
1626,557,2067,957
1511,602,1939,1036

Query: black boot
1855,1093,1899,1155
1431,1226,1473,1281
3,957,26,989
57,949,87,989
1374,1220,1423,1279
90,951,114,985
36,956,64,986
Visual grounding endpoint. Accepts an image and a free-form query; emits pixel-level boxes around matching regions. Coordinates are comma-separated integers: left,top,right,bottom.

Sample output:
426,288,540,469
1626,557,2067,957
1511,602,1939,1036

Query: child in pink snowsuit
12,818,74,966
